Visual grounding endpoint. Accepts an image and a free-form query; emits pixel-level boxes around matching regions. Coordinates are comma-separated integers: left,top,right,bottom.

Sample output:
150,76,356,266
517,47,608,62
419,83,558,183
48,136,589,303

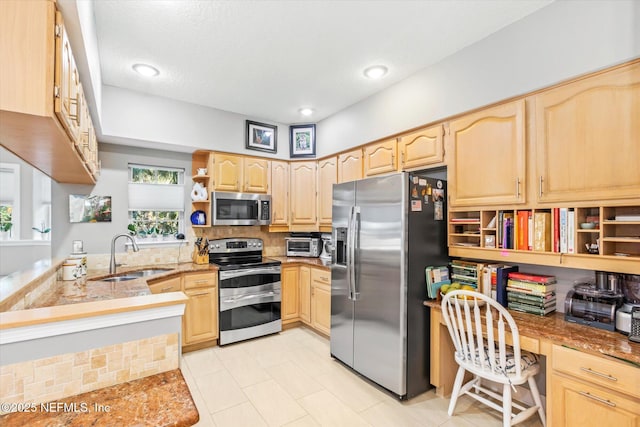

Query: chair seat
457,345,539,374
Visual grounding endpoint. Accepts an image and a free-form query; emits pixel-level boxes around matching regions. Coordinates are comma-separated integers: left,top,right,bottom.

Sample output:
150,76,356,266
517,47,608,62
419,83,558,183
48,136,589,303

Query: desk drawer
552,345,640,398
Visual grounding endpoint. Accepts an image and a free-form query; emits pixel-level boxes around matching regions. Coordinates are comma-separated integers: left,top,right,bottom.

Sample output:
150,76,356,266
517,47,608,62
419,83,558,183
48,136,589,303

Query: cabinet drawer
552,345,640,398
184,272,217,289
311,267,330,285
148,276,181,294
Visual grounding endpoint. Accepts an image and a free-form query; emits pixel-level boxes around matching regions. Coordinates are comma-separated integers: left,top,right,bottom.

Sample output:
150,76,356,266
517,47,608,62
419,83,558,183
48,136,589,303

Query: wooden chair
441,290,546,427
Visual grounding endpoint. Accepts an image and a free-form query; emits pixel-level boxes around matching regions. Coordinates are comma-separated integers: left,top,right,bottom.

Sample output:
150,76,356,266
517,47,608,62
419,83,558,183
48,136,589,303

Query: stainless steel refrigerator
330,172,448,399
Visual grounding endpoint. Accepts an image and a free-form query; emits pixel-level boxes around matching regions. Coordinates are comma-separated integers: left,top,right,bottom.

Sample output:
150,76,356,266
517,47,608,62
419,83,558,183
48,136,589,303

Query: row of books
506,272,557,316
494,209,579,253
425,265,450,299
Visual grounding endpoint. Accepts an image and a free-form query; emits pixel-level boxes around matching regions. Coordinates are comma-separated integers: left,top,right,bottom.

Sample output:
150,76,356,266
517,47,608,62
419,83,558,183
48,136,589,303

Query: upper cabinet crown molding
448,99,526,207
534,62,640,203
0,0,99,184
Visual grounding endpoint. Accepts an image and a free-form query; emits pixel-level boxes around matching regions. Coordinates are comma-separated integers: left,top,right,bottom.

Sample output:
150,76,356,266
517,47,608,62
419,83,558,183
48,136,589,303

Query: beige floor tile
438,417,478,427
195,369,247,414
313,364,389,412
298,390,371,427
283,415,320,427
288,347,337,378
212,341,250,363
243,379,308,427
183,347,225,376
265,360,324,399
222,354,272,388
360,400,429,427
180,366,217,427
211,402,267,427
392,389,454,426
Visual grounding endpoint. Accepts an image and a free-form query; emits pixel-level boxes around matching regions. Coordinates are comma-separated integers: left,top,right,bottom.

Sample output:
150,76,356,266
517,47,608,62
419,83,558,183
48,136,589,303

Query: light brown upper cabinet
55,11,81,143
317,157,337,227
290,161,317,228
363,138,398,177
243,157,270,193
0,0,98,184
448,100,526,207
398,124,444,170
212,153,243,191
269,160,289,228
534,62,640,203
337,148,363,183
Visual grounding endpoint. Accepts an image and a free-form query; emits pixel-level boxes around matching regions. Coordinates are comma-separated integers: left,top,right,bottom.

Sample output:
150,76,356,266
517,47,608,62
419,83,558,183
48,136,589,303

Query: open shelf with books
449,204,640,274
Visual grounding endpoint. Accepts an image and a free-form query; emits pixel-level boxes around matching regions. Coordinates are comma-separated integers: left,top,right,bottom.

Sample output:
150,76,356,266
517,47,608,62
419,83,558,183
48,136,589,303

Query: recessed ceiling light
299,108,314,116
363,65,388,79
132,63,160,77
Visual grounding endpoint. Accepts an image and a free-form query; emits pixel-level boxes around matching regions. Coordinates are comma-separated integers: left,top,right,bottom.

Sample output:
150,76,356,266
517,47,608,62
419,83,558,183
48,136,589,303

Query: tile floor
180,327,545,427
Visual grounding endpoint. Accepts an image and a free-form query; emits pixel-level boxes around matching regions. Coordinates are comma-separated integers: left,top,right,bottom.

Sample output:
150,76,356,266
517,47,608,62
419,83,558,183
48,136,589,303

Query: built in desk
424,300,640,426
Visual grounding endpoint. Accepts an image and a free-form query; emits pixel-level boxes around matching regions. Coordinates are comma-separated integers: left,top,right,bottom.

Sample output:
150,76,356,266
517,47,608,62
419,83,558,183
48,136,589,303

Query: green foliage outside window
0,205,13,233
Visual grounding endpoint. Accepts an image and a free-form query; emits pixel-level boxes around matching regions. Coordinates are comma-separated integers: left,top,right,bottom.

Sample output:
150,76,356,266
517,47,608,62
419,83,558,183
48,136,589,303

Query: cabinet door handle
192,279,210,285
579,367,617,382
190,291,210,297
515,178,521,198
161,286,174,292
539,176,543,198
578,391,616,407
401,151,405,165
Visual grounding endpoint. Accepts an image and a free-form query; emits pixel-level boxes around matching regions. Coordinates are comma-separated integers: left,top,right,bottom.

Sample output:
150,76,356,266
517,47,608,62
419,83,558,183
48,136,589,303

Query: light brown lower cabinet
148,272,218,348
299,266,311,324
551,374,640,426
281,266,300,323
281,264,330,336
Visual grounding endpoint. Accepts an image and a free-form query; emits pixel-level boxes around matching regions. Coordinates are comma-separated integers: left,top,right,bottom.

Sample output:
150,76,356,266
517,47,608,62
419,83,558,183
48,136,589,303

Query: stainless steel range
209,238,282,345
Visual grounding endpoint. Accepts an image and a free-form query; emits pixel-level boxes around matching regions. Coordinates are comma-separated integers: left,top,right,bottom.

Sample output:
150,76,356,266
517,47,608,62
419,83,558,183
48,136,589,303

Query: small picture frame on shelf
484,235,496,248
289,124,316,158
246,120,277,153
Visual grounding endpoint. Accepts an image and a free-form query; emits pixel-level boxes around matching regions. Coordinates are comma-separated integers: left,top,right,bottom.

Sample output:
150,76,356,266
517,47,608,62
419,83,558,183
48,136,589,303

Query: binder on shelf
496,265,518,307
559,208,568,253
533,212,552,251
568,209,575,253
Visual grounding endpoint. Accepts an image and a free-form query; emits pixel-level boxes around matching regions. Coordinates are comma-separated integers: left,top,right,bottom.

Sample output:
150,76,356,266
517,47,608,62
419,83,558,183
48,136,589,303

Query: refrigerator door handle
346,206,354,300
352,206,361,300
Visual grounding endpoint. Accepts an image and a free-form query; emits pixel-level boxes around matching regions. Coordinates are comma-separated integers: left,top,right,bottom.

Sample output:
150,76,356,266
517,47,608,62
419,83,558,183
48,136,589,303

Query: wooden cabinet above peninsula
0,0,99,184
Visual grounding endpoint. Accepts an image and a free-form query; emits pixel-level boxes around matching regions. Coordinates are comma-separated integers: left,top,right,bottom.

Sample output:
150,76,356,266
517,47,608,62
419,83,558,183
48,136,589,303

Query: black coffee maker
565,271,623,331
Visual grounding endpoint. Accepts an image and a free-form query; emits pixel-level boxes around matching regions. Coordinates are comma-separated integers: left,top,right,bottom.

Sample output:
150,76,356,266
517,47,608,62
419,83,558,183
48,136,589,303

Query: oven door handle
220,290,281,310
219,266,281,280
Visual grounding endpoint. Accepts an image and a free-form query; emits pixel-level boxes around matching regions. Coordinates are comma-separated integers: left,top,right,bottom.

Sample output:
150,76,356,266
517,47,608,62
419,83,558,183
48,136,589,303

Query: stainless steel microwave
285,237,321,257
211,191,271,226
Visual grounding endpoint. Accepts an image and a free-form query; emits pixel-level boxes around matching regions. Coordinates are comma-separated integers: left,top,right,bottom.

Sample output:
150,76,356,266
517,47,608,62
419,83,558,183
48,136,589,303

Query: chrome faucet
109,233,139,274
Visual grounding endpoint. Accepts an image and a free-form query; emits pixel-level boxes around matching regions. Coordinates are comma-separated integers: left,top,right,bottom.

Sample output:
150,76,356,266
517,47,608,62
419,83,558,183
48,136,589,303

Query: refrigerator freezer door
330,181,356,367
352,173,407,396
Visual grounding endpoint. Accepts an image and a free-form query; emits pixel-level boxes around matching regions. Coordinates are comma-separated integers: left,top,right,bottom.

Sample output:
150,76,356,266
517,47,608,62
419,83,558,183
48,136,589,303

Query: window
128,164,185,242
0,163,20,239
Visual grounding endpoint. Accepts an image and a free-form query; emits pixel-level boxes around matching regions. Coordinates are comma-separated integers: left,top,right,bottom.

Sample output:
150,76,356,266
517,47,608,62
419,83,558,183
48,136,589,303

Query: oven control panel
209,238,263,253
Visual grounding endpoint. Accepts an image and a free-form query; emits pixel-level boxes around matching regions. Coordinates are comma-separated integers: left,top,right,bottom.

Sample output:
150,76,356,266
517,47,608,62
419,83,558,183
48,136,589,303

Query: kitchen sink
100,276,138,282
126,268,174,277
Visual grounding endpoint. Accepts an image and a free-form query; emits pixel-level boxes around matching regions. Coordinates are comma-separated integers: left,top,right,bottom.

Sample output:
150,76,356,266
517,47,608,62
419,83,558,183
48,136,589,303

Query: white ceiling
93,0,553,125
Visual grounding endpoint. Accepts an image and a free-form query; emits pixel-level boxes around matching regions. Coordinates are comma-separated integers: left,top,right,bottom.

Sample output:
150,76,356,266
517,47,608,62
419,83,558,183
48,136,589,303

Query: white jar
62,262,81,281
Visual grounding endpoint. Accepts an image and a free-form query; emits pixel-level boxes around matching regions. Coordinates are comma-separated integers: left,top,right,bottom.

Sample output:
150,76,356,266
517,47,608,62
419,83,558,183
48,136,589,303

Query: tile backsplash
0,334,179,413
86,226,286,269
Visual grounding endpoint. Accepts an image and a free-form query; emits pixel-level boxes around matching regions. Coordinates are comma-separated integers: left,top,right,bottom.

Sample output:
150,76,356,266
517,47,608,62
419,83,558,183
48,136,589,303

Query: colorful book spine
568,209,575,254
508,272,557,283
560,208,568,253
507,279,556,292
508,292,556,305
496,265,518,307
527,211,533,251
517,211,529,250
553,208,560,252
533,212,551,252
508,301,556,316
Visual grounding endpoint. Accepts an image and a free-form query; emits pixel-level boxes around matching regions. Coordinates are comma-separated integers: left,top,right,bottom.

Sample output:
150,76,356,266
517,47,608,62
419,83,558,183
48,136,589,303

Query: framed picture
69,195,112,223
246,120,277,153
290,124,316,158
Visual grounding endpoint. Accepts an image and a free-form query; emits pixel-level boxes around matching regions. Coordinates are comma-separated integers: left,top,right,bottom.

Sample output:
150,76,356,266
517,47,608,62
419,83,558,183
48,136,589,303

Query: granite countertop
269,256,331,269
424,300,640,366
30,263,218,309
0,369,198,427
